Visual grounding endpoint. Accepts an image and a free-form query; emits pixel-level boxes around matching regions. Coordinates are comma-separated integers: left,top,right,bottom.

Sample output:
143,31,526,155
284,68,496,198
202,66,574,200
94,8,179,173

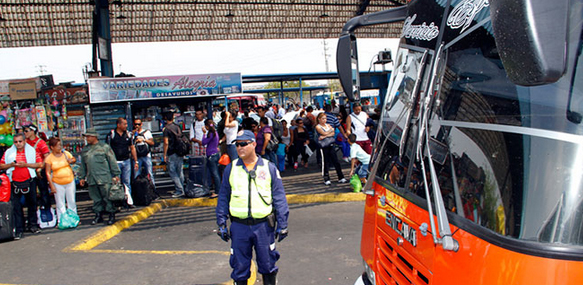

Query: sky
0,38,399,85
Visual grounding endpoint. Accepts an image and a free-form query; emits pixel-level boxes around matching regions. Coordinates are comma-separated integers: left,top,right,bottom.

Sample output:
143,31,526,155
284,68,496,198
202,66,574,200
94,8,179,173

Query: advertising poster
88,73,242,103
35,106,49,131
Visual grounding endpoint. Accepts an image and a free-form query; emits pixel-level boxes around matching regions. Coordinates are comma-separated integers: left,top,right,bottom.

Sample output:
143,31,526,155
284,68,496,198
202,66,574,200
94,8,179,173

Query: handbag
218,153,231,166
108,181,126,202
318,136,336,148
37,207,57,229
266,136,279,152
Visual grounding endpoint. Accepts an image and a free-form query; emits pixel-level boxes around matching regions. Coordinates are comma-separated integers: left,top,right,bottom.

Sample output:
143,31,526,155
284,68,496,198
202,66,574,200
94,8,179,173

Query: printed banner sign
88,73,242,103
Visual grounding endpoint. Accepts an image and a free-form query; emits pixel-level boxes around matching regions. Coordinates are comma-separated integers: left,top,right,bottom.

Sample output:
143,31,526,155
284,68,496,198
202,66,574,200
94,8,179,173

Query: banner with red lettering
87,73,242,103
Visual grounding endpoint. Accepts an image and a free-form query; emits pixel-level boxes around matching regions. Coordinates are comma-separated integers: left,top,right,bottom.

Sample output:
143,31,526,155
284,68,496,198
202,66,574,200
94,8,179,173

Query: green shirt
78,142,121,186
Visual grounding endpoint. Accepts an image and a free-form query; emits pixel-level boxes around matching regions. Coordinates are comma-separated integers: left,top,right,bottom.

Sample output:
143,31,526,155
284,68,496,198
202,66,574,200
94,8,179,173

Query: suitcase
189,156,208,187
0,201,15,242
131,173,156,206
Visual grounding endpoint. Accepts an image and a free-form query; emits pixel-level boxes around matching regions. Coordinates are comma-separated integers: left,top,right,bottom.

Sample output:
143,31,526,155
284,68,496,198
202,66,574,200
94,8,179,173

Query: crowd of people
164,101,380,199
0,100,380,241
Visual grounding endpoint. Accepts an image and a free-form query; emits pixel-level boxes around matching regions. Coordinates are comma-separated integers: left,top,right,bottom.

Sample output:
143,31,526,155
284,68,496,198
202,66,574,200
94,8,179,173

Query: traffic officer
78,128,121,225
216,130,289,285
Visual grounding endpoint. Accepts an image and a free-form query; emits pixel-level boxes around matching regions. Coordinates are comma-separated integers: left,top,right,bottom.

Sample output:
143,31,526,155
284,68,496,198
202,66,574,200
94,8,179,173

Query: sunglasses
23,129,31,133
235,141,252,147
134,123,142,126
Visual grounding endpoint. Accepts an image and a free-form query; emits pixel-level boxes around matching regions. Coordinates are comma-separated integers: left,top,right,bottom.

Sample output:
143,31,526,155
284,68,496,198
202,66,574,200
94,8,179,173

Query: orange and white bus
337,0,583,284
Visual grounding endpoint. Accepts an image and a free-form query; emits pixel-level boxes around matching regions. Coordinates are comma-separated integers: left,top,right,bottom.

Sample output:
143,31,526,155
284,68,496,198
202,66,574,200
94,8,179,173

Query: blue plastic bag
58,209,80,230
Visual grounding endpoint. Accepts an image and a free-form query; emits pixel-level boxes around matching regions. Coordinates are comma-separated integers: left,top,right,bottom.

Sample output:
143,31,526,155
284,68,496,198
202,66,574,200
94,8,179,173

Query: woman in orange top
44,137,77,222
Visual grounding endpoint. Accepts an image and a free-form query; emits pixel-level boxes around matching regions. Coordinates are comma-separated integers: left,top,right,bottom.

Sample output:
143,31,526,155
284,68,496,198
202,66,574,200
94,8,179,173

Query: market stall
87,72,242,191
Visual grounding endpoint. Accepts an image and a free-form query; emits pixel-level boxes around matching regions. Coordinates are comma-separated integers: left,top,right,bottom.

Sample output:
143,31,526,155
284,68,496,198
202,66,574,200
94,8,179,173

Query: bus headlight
363,259,376,285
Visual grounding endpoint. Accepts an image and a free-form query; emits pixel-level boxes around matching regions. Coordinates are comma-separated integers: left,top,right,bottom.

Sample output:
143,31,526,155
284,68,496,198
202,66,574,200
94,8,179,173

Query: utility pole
322,39,331,72
36,65,47,75
322,39,333,92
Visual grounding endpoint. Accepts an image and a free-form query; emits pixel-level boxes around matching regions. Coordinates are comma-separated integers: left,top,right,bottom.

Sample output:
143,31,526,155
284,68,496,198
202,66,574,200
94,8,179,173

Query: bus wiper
399,50,429,159
416,43,459,252
418,130,459,251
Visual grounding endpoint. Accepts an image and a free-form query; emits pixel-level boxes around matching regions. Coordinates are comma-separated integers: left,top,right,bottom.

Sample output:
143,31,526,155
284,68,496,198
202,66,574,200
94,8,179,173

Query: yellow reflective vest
228,158,273,219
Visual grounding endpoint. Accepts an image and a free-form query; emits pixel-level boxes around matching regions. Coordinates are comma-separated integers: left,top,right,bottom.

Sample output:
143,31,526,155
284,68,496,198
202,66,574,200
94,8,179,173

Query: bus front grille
375,228,432,285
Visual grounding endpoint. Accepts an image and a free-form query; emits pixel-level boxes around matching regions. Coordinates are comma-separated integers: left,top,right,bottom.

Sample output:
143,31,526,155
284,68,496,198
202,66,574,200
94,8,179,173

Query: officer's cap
235,130,256,142
83,127,99,137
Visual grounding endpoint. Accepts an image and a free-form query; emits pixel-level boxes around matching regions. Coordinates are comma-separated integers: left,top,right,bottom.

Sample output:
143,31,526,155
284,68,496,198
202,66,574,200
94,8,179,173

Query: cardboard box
9,81,37,100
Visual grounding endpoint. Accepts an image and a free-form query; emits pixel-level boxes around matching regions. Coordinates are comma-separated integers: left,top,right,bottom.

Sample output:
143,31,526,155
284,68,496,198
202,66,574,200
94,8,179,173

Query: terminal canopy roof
0,0,406,48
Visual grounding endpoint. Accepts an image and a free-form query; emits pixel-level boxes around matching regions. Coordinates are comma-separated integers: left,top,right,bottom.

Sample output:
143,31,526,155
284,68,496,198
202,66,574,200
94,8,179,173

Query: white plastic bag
125,184,134,206
305,145,314,157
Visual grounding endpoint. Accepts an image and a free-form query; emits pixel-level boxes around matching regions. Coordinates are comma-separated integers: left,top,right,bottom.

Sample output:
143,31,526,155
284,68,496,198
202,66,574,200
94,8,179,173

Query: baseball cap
83,127,99,137
235,130,256,142
23,124,38,133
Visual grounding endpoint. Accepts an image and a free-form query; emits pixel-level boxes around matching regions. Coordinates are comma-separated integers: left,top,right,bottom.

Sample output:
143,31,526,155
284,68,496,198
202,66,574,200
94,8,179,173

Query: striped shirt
325,112,341,129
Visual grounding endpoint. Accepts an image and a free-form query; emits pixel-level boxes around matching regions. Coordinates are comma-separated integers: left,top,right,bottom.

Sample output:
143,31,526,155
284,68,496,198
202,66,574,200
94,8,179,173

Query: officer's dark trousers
88,183,116,214
230,221,279,282
10,179,38,234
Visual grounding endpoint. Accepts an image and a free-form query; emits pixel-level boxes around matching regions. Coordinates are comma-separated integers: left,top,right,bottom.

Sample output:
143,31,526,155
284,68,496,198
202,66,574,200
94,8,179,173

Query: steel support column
93,0,114,77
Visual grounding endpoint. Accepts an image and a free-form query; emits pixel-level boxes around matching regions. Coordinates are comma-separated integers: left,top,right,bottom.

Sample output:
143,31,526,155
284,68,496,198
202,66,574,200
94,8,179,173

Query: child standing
348,134,371,184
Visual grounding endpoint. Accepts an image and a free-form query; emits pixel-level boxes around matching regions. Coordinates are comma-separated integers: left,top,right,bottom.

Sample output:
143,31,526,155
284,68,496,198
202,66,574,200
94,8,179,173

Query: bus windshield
374,6,583,247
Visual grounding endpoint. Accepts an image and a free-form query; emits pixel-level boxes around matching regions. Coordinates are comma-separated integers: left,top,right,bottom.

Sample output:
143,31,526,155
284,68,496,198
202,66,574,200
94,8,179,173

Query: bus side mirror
337,33,361,102
490,0,569,86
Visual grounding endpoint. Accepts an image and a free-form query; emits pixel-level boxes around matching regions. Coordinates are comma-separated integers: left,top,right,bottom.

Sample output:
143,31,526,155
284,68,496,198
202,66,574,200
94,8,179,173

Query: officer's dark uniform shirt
107,130,133,161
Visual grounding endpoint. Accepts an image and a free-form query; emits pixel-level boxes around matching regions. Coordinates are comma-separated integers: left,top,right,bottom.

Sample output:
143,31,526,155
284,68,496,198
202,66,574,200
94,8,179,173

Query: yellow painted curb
286,192,365,204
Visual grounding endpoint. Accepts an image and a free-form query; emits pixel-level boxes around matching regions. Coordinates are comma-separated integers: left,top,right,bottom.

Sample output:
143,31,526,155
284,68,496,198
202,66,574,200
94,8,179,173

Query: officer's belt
231,216,269,225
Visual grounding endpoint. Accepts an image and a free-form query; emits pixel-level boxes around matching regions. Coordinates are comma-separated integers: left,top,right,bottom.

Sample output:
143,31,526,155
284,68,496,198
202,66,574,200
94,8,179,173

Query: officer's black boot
107,213,116,225
262,272,277,285
91,213,102,225
233,280,247,285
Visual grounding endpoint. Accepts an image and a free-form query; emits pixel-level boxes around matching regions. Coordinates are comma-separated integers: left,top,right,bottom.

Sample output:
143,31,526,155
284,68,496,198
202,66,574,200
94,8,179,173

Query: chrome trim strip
437,120,583,145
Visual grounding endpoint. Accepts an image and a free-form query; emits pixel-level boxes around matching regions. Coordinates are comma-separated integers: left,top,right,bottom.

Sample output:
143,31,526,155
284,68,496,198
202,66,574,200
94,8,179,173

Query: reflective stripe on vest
228,158,273,219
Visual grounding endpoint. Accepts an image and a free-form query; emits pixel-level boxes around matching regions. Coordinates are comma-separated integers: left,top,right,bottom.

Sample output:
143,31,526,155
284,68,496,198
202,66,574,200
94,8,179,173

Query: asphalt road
0,151,365,285
0,200,364,285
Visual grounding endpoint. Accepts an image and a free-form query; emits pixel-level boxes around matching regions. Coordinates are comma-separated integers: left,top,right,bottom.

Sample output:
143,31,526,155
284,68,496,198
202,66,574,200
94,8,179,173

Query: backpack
271,118,283,140
134,130,150,157
168,124,191,156
184,181,209,198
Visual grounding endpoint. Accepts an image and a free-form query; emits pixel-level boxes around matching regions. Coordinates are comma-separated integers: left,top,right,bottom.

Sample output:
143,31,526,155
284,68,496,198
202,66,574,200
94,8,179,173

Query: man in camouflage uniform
78,128,121,225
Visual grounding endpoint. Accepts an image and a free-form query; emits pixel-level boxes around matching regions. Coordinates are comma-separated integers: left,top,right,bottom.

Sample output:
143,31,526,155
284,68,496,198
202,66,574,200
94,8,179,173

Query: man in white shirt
265,105,276,119
190,110,206,156
348,134,371,185
133,119,155,184
346,103,372,154
276,104,286,119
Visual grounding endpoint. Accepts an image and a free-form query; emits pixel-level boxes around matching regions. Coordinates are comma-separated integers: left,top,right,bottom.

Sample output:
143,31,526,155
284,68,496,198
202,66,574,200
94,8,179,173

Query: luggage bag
0,201,14,242
131,173,157,206
189,156,208,187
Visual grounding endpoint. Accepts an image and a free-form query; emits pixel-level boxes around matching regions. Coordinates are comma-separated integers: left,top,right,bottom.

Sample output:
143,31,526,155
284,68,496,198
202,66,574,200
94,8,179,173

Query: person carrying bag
45,137,78,226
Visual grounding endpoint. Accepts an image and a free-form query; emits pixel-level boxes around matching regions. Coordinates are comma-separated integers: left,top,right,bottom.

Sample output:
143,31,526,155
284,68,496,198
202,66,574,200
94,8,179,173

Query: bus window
424,12,583,245
374,47,431,198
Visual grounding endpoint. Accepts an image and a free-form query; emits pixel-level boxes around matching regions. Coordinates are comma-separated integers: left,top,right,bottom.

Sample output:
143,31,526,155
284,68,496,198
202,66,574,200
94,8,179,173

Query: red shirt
27,137,50,158
0,149,43,182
